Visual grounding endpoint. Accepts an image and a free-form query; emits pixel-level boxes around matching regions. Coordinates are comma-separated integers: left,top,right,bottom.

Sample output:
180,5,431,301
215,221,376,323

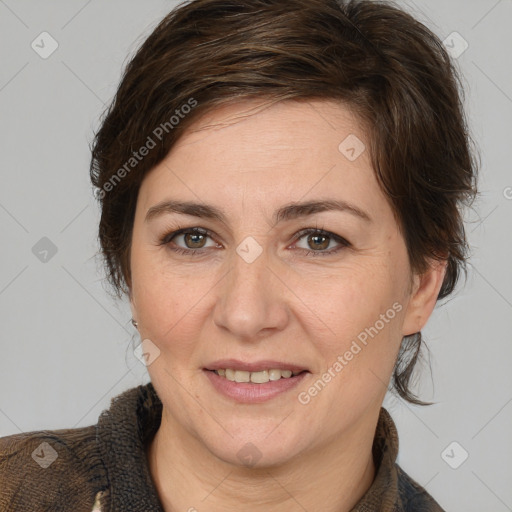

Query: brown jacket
0,383,445,511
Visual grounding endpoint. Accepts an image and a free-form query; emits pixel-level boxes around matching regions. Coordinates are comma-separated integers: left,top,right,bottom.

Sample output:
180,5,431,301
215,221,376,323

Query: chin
206,435,305,470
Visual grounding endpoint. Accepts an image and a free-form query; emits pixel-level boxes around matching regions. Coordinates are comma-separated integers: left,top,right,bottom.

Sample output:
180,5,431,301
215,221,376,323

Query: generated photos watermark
96,97,198,200
298,301,403,405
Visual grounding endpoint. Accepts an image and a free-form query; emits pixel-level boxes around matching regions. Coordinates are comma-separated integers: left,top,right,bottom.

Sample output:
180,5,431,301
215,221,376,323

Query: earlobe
402,259,447,336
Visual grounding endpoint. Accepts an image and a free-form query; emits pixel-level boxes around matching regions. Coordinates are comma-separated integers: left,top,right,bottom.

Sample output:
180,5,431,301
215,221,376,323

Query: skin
128,99,446,512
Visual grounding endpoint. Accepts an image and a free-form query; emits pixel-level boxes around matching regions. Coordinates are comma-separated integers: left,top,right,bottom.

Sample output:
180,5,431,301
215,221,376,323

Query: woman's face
129,99,443,467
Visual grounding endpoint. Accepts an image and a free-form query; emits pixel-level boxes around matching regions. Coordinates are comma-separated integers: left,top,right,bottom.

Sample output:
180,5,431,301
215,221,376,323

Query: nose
213,244,289,341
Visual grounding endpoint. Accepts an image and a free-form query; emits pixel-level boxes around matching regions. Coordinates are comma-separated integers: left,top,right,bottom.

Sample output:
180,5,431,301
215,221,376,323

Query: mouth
206,368,307,384
203,360,310,402
204,359,309,383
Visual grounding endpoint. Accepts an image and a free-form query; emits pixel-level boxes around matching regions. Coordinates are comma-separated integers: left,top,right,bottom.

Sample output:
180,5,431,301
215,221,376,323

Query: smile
213,368,304,383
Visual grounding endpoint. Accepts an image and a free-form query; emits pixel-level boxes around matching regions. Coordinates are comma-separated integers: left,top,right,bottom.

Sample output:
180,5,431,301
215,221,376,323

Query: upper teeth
215,368,301,383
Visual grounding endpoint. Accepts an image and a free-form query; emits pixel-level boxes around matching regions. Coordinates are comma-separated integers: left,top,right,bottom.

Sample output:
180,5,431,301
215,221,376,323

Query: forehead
174,98,365,161
136,98,389,224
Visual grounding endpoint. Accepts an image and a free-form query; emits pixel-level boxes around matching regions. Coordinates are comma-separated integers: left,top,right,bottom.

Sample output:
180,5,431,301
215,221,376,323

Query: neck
147,408,379,512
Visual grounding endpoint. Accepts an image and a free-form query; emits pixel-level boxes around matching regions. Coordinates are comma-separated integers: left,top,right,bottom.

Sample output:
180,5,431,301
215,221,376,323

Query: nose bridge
213,239,287,339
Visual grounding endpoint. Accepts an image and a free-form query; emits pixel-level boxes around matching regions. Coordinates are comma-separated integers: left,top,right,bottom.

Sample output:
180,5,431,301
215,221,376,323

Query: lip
204,368,309,403
204,359,308,373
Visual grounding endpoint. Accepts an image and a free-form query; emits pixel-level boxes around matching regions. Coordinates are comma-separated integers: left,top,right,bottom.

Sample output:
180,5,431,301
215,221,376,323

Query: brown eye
161,227,218,254
183,232,207,249
293,228,350,257
307,234,330,251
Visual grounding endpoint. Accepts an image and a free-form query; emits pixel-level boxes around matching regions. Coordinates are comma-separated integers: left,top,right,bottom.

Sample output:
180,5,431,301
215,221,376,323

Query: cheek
130,245,224,365
305,273,406,403
299,265,409,414
135,281,198,341
301,261,406,347
131,247,184,335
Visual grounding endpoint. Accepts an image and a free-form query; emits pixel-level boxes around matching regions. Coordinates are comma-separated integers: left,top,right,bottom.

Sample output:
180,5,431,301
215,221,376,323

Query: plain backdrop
1,1,511,511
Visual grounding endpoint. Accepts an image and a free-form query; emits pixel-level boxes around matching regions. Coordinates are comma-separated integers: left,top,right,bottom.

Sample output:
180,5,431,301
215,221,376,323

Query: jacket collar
95,382,403,512
96,382,164,510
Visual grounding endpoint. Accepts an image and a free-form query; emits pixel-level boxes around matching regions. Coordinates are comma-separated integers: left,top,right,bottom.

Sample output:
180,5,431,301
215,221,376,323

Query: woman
0,0,477,510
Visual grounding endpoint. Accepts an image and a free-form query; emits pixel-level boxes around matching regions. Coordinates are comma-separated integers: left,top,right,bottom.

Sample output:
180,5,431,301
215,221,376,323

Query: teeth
215,368,302,383
234,370,250,383
269,369,282,381
251,370,269,383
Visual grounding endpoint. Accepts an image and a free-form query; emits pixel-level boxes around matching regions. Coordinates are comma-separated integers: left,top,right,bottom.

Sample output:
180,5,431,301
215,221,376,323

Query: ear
402,259,447,336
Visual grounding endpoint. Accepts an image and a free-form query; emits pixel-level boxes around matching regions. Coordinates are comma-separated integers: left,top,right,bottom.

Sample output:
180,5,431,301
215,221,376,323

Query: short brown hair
90,0,478,404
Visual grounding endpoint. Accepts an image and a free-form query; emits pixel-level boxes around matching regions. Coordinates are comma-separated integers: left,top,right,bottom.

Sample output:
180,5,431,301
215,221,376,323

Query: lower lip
204,370,308,403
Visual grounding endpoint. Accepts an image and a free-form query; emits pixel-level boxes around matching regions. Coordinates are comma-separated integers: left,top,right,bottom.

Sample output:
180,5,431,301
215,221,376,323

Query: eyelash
158,226,350,257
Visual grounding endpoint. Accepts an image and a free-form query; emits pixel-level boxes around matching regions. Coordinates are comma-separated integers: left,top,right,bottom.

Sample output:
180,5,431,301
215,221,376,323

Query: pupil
186,233,205,248
310,234,328,250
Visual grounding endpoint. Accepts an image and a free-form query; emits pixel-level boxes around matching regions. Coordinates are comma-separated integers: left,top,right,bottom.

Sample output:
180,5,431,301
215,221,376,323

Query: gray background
0,1,511,510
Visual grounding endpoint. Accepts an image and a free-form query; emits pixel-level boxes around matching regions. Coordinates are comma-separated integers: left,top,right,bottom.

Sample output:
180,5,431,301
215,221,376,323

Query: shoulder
0,425,108,512
396,464,445,511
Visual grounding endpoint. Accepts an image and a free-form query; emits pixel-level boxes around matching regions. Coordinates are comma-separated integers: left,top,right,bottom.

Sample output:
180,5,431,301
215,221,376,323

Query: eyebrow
145,198,372,225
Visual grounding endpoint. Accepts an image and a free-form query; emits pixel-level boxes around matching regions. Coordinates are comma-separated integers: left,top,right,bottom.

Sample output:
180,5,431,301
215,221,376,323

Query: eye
160,227,219,255
292,228,350,256
159,226,350,257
